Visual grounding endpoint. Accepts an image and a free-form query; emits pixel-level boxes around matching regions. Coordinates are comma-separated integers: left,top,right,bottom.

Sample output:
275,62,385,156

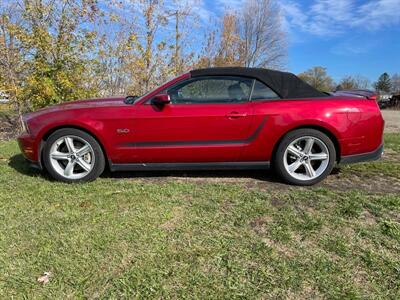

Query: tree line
0,0,285,117
298,66,400,94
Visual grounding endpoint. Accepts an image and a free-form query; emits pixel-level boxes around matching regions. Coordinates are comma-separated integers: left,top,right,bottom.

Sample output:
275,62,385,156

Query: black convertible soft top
190,67,327,99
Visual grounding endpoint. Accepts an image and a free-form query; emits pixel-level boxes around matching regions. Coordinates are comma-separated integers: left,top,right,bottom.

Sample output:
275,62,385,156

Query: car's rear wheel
43,128,105,183
274,129,336,186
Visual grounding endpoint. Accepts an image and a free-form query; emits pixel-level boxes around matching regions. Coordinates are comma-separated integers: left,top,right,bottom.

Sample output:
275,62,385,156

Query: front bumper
340,143,384,164
18,134,36,159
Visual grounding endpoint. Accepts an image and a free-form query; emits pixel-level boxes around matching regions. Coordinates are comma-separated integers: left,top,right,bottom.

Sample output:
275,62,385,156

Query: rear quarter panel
243,97,384,161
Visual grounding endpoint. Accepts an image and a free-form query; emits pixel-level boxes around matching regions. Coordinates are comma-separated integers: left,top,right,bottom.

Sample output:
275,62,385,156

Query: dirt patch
321,168,400,194
250,216,296,257
334,150,400,193
360,210,377,226
250,215,273,234
285,285,322,300
159,206,184,231
221,198,233,212
110,163,400,194
382,148,400,162
270,197,286,208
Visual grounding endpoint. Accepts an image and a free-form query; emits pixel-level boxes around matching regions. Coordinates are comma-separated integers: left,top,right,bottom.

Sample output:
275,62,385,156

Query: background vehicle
18,67,384,185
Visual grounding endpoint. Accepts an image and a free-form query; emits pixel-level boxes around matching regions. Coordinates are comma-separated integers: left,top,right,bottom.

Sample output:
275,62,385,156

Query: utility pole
167,5,190,76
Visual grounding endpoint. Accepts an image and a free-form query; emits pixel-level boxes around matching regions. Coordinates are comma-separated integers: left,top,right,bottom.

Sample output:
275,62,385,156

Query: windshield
133,89,154,103
124,76,186,104
124,92,151,104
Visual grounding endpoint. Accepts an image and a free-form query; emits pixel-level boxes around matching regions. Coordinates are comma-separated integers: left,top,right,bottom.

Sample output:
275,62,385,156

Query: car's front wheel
274,129,336,186
43,128,105,183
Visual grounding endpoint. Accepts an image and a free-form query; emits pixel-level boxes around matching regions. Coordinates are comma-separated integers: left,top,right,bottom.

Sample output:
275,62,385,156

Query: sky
195,0,400,83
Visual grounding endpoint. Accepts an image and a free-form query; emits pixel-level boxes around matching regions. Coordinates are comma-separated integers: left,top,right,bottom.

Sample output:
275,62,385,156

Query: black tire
274,128,336,186
43,128,105,183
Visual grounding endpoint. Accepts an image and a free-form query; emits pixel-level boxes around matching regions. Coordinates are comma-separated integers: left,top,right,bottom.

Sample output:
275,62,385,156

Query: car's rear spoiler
365,94,377,101
331,90,377,101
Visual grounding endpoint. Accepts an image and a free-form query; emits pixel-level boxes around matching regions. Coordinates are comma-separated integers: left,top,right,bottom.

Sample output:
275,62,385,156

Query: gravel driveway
382,110,400,133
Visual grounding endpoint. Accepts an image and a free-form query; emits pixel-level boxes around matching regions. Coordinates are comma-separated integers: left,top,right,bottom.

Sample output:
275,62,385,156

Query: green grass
385,133,400,154
338,134,400,179
0,135,399,299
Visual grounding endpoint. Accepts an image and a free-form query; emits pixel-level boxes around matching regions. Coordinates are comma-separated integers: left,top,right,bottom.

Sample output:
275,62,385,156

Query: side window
251,80,280,101
168,77,253,104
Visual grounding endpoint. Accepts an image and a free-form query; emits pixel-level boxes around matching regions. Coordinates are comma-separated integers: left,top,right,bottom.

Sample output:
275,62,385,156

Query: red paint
18,72,384,165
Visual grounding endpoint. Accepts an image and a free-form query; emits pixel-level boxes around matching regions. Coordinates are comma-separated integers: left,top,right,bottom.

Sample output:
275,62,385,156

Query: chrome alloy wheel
49,135,95,180
283,136,329,181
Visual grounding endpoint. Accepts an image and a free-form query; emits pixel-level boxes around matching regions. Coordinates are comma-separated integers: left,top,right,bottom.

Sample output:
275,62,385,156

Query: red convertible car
18,67,384,185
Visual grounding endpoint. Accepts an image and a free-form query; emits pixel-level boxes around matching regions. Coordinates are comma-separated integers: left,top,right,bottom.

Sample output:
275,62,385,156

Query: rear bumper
340,143,384,164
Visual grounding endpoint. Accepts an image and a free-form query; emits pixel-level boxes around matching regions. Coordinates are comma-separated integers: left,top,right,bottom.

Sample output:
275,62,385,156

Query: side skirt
109,161,270,172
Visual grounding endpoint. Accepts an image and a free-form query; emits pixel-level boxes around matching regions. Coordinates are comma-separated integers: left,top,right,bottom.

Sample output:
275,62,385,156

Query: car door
241,79,282,161
131,76,255,163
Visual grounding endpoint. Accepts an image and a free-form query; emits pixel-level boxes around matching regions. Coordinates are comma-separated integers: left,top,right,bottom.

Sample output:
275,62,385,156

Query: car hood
25,97,126,119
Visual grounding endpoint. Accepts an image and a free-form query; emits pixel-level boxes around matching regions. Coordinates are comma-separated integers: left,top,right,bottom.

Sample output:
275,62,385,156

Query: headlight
20,118,30,134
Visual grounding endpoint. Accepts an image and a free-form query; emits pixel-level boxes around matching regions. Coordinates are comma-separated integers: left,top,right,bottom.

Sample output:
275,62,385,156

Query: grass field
0,134,399,299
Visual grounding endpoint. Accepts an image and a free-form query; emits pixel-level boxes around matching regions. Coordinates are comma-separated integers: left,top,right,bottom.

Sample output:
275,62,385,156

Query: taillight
367,95,377,101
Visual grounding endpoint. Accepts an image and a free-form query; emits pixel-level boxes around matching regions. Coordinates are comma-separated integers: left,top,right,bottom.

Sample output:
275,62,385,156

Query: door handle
226,112,247,118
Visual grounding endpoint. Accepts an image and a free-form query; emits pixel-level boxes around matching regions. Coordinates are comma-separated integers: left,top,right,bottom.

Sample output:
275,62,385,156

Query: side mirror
152,94,171,105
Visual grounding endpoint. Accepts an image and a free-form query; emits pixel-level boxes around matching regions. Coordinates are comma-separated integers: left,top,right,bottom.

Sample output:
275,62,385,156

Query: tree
213,13,244,67
374,73,392,93
391,74,400,94
298,67,334,92
115,0,198,96
0,0,100,115
132,0,168,94
336,75,370,90
194,0,286,70
194,29,218,68
1,0,286,118
94,30,138,97
90,0,200,97
166,0,197,76
238,0,286,69
0,5,26,117
194,12,244,68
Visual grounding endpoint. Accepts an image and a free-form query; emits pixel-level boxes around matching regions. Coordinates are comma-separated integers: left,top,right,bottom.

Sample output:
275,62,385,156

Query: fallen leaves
37,272,51,285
